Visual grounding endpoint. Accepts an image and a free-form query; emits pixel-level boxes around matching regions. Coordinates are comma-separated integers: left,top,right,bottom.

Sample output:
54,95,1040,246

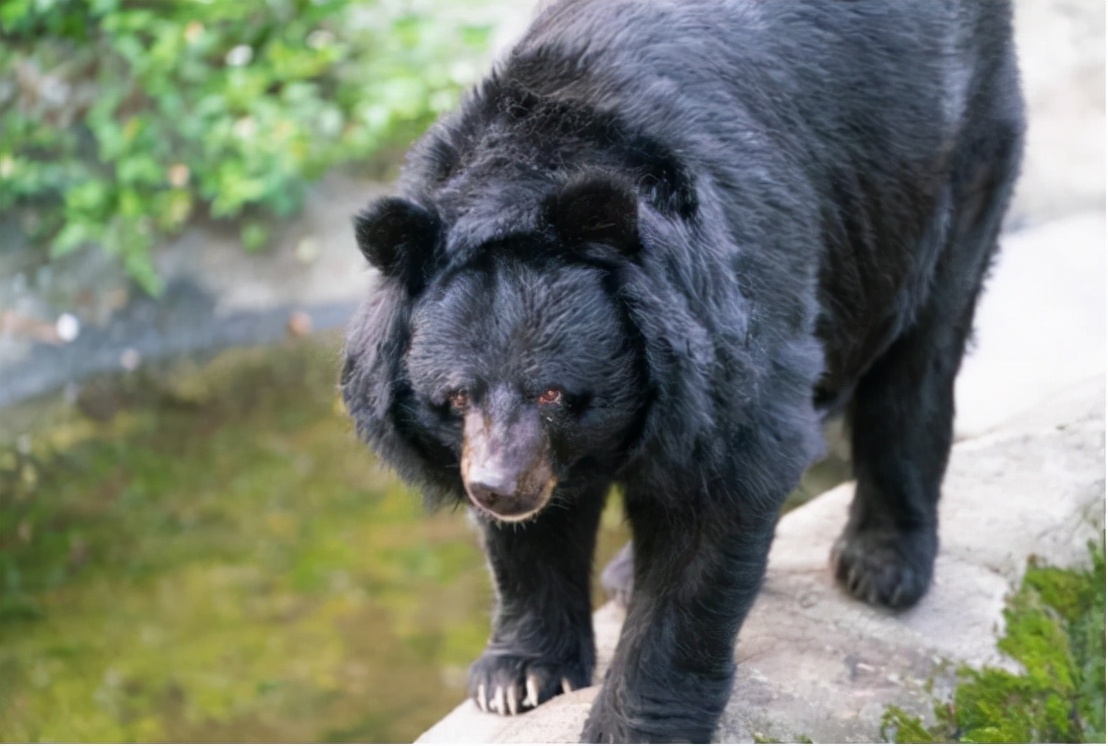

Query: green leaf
64,180,112,217
123,249,164,296
0,0,31,30
116,155,163,186
240,222,268,252
459,24,492,49
51,222,95,256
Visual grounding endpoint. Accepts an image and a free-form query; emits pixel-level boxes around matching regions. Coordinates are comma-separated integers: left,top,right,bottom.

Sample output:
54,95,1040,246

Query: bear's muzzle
460,403,556,521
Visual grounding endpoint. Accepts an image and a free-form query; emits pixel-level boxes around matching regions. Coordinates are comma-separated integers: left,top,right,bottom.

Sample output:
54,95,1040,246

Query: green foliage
0,0,491,293
882,538,1106,743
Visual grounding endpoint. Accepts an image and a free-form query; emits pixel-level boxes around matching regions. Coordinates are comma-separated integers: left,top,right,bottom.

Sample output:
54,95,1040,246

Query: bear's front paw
469,649,591,716
831,524,937,609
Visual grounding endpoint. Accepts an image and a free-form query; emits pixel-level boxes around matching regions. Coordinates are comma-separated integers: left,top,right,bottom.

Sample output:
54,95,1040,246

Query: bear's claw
469,651,590,716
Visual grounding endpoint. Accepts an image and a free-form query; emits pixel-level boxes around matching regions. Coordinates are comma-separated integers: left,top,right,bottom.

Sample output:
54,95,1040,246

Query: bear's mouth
460,408,557,521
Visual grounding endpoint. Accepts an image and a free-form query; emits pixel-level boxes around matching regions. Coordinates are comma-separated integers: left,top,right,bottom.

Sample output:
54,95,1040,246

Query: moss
882,537,1106,743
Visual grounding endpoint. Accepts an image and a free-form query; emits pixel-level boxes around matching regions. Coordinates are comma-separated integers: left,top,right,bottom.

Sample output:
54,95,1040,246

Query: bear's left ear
545,174,639,255
353,197,442,294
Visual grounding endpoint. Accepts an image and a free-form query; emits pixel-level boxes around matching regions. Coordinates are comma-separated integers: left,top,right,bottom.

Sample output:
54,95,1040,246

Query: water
0,334,628,741
0,332,846,742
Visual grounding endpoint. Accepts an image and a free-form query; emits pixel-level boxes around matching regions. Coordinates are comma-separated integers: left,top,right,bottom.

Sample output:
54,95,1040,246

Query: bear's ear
353,197,442,293
546,174,639,255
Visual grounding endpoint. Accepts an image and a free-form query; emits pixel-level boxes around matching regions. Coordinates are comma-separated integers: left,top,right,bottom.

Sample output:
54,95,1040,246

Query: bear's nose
463,465,549,518
465,468,537,519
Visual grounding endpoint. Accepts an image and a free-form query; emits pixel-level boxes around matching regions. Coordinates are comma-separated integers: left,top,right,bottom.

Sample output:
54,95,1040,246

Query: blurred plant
0,0,491,293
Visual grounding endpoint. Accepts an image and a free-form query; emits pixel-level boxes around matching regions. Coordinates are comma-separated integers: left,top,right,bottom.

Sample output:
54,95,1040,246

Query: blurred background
0,0,1102,742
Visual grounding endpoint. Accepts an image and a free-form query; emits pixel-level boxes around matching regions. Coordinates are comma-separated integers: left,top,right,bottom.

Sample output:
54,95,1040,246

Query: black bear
341,0,1024,741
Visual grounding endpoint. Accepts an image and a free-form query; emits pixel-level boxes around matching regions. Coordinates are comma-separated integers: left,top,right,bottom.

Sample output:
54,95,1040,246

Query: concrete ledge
418,376,1105,743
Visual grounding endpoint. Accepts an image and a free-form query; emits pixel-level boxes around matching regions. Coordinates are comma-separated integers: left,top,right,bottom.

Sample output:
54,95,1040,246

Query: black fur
342,0,1024,741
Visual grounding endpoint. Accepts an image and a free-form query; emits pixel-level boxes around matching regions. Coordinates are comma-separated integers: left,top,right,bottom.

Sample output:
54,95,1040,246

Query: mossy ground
0,334,629,742
882,538,1106,743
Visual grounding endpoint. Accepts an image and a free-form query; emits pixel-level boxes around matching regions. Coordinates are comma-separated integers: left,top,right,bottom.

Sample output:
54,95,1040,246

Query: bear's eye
537,387,563,406
448,390,469,414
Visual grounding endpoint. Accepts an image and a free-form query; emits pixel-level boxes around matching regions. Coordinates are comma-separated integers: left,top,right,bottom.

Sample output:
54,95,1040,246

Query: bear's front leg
469,482,606,715
581,497,778,743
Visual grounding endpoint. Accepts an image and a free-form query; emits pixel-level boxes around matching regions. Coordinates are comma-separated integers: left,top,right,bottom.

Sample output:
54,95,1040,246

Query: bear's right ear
545,174,640,255
353,197,442,293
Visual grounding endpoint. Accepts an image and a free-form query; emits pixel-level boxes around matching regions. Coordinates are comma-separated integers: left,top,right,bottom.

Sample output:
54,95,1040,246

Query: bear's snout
466,470,530,518
461,405,556,521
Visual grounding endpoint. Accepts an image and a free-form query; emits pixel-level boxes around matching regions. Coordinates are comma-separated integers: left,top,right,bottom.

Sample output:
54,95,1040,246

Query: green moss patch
883,537,1106,743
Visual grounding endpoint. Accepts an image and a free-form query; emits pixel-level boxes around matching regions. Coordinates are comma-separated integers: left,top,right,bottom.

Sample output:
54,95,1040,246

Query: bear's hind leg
468,480,605,715
833,121,1023,610
833,324,954,610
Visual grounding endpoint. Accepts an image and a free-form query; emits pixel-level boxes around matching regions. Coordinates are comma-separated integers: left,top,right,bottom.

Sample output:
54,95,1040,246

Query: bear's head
347,175,649,521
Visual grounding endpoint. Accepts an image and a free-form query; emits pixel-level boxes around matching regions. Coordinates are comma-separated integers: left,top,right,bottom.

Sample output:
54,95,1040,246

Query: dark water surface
0,332,846,742
0,334,630,741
